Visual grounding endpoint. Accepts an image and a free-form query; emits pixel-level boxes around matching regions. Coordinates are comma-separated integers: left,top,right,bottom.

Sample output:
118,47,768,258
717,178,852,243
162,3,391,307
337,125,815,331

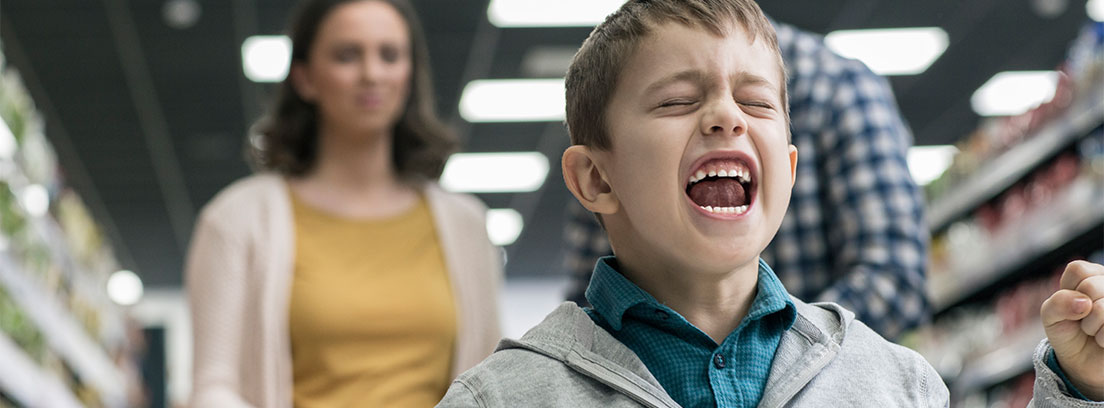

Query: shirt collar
585,256,797,332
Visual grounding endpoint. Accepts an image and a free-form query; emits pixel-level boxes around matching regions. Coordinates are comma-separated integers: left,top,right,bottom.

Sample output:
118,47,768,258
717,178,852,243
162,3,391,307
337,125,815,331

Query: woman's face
293,0,412,138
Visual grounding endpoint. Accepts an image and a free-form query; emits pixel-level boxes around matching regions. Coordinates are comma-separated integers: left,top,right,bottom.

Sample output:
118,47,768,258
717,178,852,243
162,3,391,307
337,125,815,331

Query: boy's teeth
687,163,752,186
699,205,750,215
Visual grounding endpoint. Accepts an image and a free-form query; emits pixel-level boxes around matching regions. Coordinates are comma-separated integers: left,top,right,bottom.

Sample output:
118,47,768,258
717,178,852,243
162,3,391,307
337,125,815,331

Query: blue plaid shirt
585,257,797,408
564,20,930,339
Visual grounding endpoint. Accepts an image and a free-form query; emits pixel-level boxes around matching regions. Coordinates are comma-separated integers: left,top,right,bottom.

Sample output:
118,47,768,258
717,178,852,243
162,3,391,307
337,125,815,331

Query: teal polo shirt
584,256,797,408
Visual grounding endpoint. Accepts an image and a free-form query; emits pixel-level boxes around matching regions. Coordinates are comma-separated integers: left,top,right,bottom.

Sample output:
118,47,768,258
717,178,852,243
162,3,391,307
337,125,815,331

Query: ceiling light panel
488,0,624,27
970,71,1058,117
824,27,949,76
459,79,565,123
440,152,549,193
242,35,291,83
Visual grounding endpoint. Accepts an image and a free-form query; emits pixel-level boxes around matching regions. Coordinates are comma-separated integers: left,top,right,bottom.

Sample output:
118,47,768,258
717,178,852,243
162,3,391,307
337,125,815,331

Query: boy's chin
679,247,763,274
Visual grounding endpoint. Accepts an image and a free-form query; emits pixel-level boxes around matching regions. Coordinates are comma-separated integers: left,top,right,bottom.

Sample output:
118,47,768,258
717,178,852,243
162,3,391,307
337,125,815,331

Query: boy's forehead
626,21,782,89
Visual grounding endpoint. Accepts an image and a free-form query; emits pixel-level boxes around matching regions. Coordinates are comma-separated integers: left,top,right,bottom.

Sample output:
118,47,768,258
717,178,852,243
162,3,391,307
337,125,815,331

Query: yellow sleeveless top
288,192,456,408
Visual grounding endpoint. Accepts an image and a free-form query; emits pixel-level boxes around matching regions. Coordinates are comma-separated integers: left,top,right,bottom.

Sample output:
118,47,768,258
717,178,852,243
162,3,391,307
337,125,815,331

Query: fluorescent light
907,145,958,185
162,0,202,30
486,208,524,246
488,0,624,27
107,270,144,306
19,184,49,217
0,117,15,160
440,152,549,193
970,71,1058,116
242,35,291,82
824,27,948,75
460,79,565,122
1089,0,1104,21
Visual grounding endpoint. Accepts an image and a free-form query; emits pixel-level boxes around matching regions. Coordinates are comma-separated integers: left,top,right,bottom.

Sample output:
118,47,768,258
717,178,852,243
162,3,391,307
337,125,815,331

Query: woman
186,1,502,406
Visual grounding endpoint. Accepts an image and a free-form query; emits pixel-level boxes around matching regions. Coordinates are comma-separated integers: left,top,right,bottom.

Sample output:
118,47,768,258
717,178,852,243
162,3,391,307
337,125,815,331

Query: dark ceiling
0,0,1092,287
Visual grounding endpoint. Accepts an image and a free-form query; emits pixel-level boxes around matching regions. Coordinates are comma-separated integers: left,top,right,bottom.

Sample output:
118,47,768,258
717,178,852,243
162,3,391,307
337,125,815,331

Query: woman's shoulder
197,173,288,225
422,182,487,220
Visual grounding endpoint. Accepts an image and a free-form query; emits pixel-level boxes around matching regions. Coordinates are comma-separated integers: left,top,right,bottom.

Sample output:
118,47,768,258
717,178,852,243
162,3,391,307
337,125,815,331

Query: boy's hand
1041,260,1104,400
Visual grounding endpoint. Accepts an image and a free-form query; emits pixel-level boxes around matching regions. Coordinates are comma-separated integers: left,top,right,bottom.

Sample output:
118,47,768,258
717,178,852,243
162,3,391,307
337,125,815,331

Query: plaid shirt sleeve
562,202,609,306
776,23,930,339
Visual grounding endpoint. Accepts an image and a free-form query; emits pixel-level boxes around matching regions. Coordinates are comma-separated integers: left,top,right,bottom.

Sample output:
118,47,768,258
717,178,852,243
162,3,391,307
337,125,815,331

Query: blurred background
0,0,1101,407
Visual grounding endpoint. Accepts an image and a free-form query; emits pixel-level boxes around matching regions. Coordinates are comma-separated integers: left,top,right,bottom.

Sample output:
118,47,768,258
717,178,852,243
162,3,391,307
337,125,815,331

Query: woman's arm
185,213,256,408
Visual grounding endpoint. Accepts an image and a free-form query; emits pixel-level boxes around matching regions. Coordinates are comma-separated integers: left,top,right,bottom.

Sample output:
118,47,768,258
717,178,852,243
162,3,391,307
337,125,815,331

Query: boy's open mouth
685,158,755,215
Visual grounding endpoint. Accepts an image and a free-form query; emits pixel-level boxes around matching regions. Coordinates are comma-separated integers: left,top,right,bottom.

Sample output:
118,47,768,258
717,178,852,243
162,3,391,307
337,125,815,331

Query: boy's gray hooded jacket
438,299,1098,407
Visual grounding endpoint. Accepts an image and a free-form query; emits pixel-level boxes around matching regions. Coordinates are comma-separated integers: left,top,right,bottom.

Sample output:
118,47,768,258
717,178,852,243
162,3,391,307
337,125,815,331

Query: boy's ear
289,62,317,102
788,144,799,188
562,145,619,215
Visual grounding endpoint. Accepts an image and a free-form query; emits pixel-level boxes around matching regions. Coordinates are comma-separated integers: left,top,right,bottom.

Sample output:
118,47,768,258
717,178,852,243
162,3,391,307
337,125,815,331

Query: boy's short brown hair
565,0,789,150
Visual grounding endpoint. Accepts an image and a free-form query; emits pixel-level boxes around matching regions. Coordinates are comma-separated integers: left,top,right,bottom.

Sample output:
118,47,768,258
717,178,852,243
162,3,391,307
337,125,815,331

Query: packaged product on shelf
1080,130,1104,180
1065,22,1104,102
0,181,24,244
57,191,109,272
0,285,46,362
929,150,1099,297
914,255,1094,398
0,69,32,149
973,373,1035,408
924,22,1103,204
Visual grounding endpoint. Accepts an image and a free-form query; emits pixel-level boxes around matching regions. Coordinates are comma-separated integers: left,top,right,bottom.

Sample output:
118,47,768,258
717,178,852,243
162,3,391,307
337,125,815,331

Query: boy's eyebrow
642,70,709,96
730,72,779,93
643,70,780,96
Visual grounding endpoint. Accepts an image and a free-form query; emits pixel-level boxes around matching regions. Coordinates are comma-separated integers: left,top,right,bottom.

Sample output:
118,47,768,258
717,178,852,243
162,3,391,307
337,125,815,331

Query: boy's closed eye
738,100,779,118
657,98,699,108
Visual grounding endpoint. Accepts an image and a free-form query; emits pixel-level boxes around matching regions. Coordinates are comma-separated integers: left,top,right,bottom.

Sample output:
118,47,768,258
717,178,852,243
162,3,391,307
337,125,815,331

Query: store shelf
1,163,127,349
0,253,127,407
927,96,1104,232
0,330,83,408
930,180,1104,312
951,321,1044,395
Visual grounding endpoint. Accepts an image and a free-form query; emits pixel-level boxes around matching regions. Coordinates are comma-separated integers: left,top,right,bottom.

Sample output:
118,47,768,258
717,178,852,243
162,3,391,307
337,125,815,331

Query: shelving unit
1,163,127,349
0,331,83,408
930,179,1104,312
0,253,127,406
917,25,1104,404
0,43,137,407
950,322,1044,396
927,94,1104,232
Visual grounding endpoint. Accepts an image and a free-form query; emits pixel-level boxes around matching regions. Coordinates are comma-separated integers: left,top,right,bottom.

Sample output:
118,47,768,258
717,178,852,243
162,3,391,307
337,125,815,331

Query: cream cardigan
185,174,502,408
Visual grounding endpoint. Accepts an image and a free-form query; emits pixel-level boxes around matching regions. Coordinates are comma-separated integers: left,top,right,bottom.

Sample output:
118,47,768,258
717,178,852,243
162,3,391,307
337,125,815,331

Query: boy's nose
700,99,748,137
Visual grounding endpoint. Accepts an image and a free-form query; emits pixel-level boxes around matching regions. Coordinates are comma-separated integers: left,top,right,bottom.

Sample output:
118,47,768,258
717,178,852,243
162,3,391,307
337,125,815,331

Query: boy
438,0,1104,406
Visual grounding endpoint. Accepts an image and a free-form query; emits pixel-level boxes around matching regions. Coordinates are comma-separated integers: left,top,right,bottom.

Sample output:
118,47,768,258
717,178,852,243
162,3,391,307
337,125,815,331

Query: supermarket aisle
0,1,1102,407
904,21,1104,406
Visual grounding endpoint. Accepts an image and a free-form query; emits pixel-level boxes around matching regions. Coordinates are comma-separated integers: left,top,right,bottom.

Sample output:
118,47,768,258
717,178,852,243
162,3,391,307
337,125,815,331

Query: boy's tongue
689,178,747,207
